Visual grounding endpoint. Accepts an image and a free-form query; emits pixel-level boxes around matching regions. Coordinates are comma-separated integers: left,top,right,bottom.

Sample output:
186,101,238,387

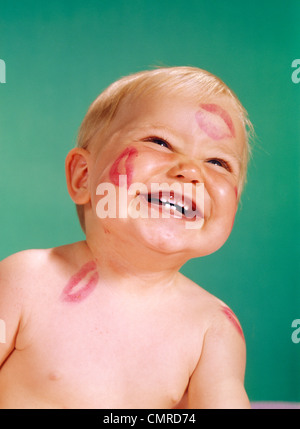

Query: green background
0,0,299,403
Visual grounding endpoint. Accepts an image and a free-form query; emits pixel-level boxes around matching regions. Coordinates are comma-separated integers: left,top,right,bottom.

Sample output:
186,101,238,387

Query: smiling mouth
141,191,202,220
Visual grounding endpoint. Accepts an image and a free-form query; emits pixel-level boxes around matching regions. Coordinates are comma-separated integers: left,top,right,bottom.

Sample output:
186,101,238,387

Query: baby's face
87,91,246,258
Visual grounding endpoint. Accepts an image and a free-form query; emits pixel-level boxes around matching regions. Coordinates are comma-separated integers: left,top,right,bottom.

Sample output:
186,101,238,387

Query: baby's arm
187,306,250,409
0,253,28,368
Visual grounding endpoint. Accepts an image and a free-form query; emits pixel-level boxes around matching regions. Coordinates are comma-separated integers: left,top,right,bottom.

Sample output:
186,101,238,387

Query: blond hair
75,66,253,231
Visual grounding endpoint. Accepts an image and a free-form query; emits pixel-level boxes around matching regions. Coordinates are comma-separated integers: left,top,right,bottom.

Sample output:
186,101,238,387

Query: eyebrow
133,124,179,137
199,103,236,138
141,124,204,148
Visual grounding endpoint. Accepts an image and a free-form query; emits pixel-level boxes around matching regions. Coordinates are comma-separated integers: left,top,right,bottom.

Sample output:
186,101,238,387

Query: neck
83,228,188,294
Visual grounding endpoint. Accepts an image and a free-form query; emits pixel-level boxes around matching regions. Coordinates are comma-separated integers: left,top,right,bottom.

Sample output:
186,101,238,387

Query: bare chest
17,294,196,408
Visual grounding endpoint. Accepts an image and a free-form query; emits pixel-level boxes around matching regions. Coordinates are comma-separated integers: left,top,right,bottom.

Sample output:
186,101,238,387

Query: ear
65,148,91,204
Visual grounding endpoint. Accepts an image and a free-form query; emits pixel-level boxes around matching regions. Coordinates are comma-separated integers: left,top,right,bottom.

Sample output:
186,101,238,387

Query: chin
144,226,230,259
127,220,202,257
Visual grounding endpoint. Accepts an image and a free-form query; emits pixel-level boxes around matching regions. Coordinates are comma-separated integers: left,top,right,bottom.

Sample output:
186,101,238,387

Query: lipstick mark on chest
109,147,138,188
195,103,235,140
222,306,245,340
61,261,99,303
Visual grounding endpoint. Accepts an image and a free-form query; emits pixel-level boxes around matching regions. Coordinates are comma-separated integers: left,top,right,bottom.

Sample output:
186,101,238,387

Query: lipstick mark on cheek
234,186,238,199
109,147,138,188
229,187,239,231
229,188,238,231
230,214,236,233
61,261,99,303
222,306,245,341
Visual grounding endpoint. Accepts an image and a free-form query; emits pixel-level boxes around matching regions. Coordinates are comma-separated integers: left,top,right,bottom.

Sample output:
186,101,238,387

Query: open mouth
142,191,203,220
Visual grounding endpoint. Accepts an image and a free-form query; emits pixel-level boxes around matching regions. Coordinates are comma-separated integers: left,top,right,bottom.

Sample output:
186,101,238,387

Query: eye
207,158,232,172
143,136,172,150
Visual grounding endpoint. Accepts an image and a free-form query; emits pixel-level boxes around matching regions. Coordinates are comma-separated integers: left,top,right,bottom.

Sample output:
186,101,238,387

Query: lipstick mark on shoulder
109,147,138,188
61,261,99,303
221,305,245,340
195,103,235,140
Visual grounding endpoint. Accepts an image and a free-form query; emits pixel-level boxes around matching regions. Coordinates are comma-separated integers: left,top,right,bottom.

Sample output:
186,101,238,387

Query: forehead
107,90,245,146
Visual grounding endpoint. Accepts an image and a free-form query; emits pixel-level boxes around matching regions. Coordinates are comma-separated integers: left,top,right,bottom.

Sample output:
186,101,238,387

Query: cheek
110,146,173,185
205,172,238,220
210,176,236,201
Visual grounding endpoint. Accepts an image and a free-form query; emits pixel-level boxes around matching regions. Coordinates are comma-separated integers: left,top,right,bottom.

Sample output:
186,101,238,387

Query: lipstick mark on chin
222,306,245,341
109,147,138,188
61,261,99,303
195,103,235,140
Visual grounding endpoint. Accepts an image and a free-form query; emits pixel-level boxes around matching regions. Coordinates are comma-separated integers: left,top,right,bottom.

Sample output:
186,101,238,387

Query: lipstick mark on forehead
109,147,138,188
195,103,235,140
61,261,99,303
222,306,245,341
200,104,236,137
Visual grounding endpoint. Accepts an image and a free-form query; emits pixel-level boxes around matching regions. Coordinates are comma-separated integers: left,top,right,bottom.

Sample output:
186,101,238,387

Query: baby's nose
167,161,202,185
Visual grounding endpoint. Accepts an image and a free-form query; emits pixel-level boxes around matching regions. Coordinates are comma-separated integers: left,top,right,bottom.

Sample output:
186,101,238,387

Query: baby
0,66,252,409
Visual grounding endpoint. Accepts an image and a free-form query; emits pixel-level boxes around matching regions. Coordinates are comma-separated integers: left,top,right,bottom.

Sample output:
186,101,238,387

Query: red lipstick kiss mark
234,186,238,199
222,306,245,341
109,147,138,188
61,261,99,303
230,215,236,233
195,103,235,140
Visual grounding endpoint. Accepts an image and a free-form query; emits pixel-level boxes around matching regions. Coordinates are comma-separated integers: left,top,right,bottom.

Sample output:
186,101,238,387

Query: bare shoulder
0,244,74,311
0,249,54,326
0,247,51,268
175,272,222,314
176,272,245,341
0,241,86,284
0,243,85,358
0,248,52,292
0,248,54,363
